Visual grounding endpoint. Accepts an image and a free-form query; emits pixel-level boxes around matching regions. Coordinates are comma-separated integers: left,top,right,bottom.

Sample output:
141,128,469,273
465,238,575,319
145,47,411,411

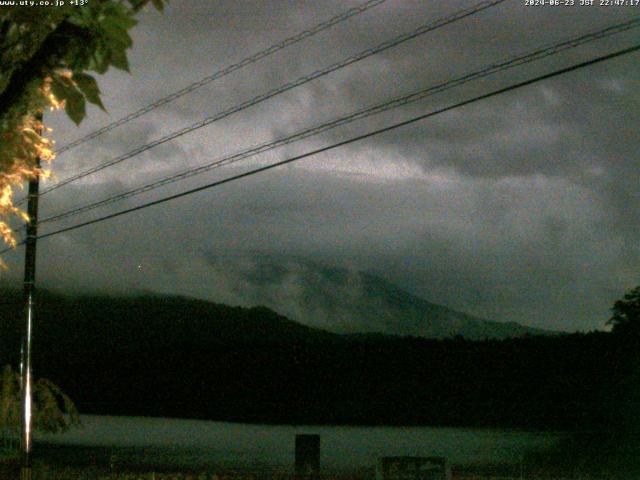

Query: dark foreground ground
1,434,639,480
0,462,631,480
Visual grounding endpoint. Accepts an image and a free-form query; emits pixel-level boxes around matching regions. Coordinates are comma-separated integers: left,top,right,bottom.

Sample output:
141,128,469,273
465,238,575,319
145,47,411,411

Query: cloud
4,0,637,335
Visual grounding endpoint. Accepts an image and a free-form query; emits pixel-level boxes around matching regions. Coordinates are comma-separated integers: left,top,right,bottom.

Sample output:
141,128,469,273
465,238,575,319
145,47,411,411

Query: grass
0,444,632,479
0,459,626,480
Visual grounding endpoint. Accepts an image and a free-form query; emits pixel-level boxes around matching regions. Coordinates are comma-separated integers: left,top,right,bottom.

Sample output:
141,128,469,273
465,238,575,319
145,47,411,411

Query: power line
26,0,507,203
52,0,389,156
37,16,640,226
1,41,635,255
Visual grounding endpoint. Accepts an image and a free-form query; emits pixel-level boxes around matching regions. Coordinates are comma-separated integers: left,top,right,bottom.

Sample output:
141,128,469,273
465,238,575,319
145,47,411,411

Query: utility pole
20,112,42,480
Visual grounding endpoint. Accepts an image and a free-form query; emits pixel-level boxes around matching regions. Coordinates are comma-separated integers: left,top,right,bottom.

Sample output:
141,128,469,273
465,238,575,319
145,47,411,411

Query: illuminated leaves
0,0,169,254
0,113,51,265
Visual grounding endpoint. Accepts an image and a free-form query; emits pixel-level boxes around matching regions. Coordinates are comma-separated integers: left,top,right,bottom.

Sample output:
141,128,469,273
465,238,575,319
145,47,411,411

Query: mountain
2,259,553,340
0,287,623,429
197,257,554,339
0,287,338,358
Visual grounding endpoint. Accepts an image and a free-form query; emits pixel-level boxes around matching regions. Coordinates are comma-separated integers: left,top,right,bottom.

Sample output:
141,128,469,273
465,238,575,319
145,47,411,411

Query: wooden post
295,434,320,478
20,112,42,480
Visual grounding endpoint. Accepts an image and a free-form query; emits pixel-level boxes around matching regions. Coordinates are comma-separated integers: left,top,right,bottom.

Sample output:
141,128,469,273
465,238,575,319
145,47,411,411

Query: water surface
37,415,563,471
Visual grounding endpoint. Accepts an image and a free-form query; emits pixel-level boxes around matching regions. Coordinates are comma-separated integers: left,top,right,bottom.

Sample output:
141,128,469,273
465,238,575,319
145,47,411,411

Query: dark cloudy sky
3,0,639,332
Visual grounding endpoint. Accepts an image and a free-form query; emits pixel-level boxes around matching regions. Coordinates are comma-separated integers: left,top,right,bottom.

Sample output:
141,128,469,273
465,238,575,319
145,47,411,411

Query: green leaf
102,3,137,30
151,0,165,11
49,75,68,105
65,90,86,125
110,47,130,72
65,36,96,72
51,74,86,125
101,19,133,49
90,45,109,74
66,13,88,28
50,74,77,106
72,72,106,111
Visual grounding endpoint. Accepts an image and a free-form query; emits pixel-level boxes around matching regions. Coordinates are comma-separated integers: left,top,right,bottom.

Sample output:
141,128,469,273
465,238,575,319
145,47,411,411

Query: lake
35,415,564,472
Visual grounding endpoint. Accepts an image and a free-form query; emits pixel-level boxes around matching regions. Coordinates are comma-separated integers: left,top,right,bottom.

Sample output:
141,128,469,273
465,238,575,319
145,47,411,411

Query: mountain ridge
1,258,556,340
193,257,557,339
